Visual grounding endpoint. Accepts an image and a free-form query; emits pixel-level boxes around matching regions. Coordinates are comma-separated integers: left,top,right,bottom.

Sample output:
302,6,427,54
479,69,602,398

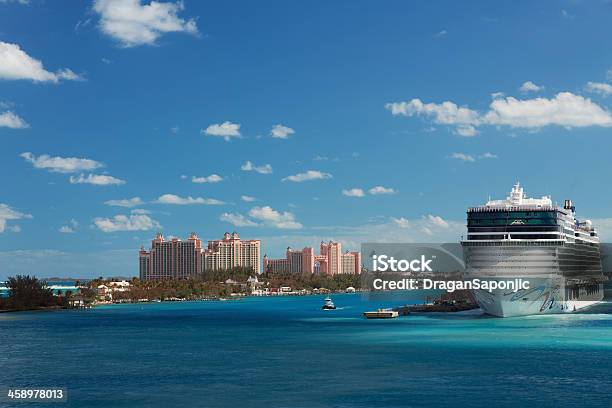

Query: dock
363,309,399,319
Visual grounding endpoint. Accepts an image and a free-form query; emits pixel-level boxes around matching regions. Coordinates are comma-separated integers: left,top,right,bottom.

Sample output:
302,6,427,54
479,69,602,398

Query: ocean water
0,293,611,408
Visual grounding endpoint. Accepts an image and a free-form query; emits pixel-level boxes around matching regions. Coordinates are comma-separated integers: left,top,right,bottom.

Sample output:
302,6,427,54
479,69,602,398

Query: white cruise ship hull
472,277,604,317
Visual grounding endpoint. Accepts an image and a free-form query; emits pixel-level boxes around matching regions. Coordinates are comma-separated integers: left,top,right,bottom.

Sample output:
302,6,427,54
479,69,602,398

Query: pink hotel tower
139,232,261,280
263,241,362,275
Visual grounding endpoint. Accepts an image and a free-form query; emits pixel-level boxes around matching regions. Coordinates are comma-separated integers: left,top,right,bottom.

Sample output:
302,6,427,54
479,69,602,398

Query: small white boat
322,297,336,310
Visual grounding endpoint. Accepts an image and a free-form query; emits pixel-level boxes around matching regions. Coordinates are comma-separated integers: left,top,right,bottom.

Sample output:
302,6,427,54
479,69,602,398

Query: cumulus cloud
248,206,302,229
519,81,544,93
202,121,241,140
0,203,32,233
342,188,365,197
585,81,612,97
454,125,477,137
241,161,272,174
282,170,332,182
59,219,78,234
386,92,612,134
219,212,259,227
191,174,223,183
0,111,29,129
241,195,256,202
0,41,82,82
93,0,198,47
69,173,126,186
93,214,161,232
270,124,295,139
479,152,498,159
484,93,612,128
105,197,143,207
426,214,449,228
155,193,224,205
391,217,411,228
369,186,396,195
386,99,480,127
449,152,475,162
21,152,104,173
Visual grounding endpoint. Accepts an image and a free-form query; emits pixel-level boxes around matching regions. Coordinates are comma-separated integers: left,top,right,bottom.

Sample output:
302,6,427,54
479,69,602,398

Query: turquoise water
1,293,611,407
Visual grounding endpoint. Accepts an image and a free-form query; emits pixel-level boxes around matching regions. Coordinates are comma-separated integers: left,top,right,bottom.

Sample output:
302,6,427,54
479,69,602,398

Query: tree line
0,275,68,311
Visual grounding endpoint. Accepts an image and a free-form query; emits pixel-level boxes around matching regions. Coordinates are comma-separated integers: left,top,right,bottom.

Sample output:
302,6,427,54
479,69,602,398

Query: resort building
203,232,261,274
139,233,204,280
139,232,261,280
263,241,361,275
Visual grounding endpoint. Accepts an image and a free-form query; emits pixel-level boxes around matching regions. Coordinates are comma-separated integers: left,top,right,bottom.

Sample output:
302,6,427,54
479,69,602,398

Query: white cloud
426,214,449,228
8,225,21,232
0,203,32,233
342,188,365,197
270,124,295,139
21,152,104,173
69,173,126,186
93,0,198,47
369,186,396,195
282,170,332,182
219,212,259,227
241,161,272,174
434,30,447,37
0,41,82,82
0,111,29,129
386,99,480,126
241,195,256,202
202,121,241,141
519,81,544,93
450,152,475,162
59,225,75,233
391,217,411,228
105,197,143,207
248,206,302,229
131,208,151,214
585,81,612,97
387,92,612,133
93,214,161,232
450,152,498,161
191,174,223,183
484,92,612,128
454,125,477,137
155,193,224,205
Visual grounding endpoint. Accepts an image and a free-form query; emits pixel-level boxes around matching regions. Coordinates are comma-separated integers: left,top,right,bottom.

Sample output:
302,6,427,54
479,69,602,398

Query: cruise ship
461,182,605,317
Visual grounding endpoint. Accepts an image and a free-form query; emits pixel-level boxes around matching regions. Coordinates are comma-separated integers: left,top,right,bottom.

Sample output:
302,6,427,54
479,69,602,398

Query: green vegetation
90,267,364,303
0,275,65,311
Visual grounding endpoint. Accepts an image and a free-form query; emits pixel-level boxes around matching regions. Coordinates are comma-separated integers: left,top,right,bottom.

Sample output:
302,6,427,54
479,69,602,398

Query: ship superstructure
461,182,604,317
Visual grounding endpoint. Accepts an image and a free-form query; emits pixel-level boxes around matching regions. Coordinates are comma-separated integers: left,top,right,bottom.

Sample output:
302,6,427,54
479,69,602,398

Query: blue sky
2,0,612,278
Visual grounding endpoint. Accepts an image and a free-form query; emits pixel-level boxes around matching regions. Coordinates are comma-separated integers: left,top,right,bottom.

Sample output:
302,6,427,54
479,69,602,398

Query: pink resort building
139,232,261,280
263,241,361,275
